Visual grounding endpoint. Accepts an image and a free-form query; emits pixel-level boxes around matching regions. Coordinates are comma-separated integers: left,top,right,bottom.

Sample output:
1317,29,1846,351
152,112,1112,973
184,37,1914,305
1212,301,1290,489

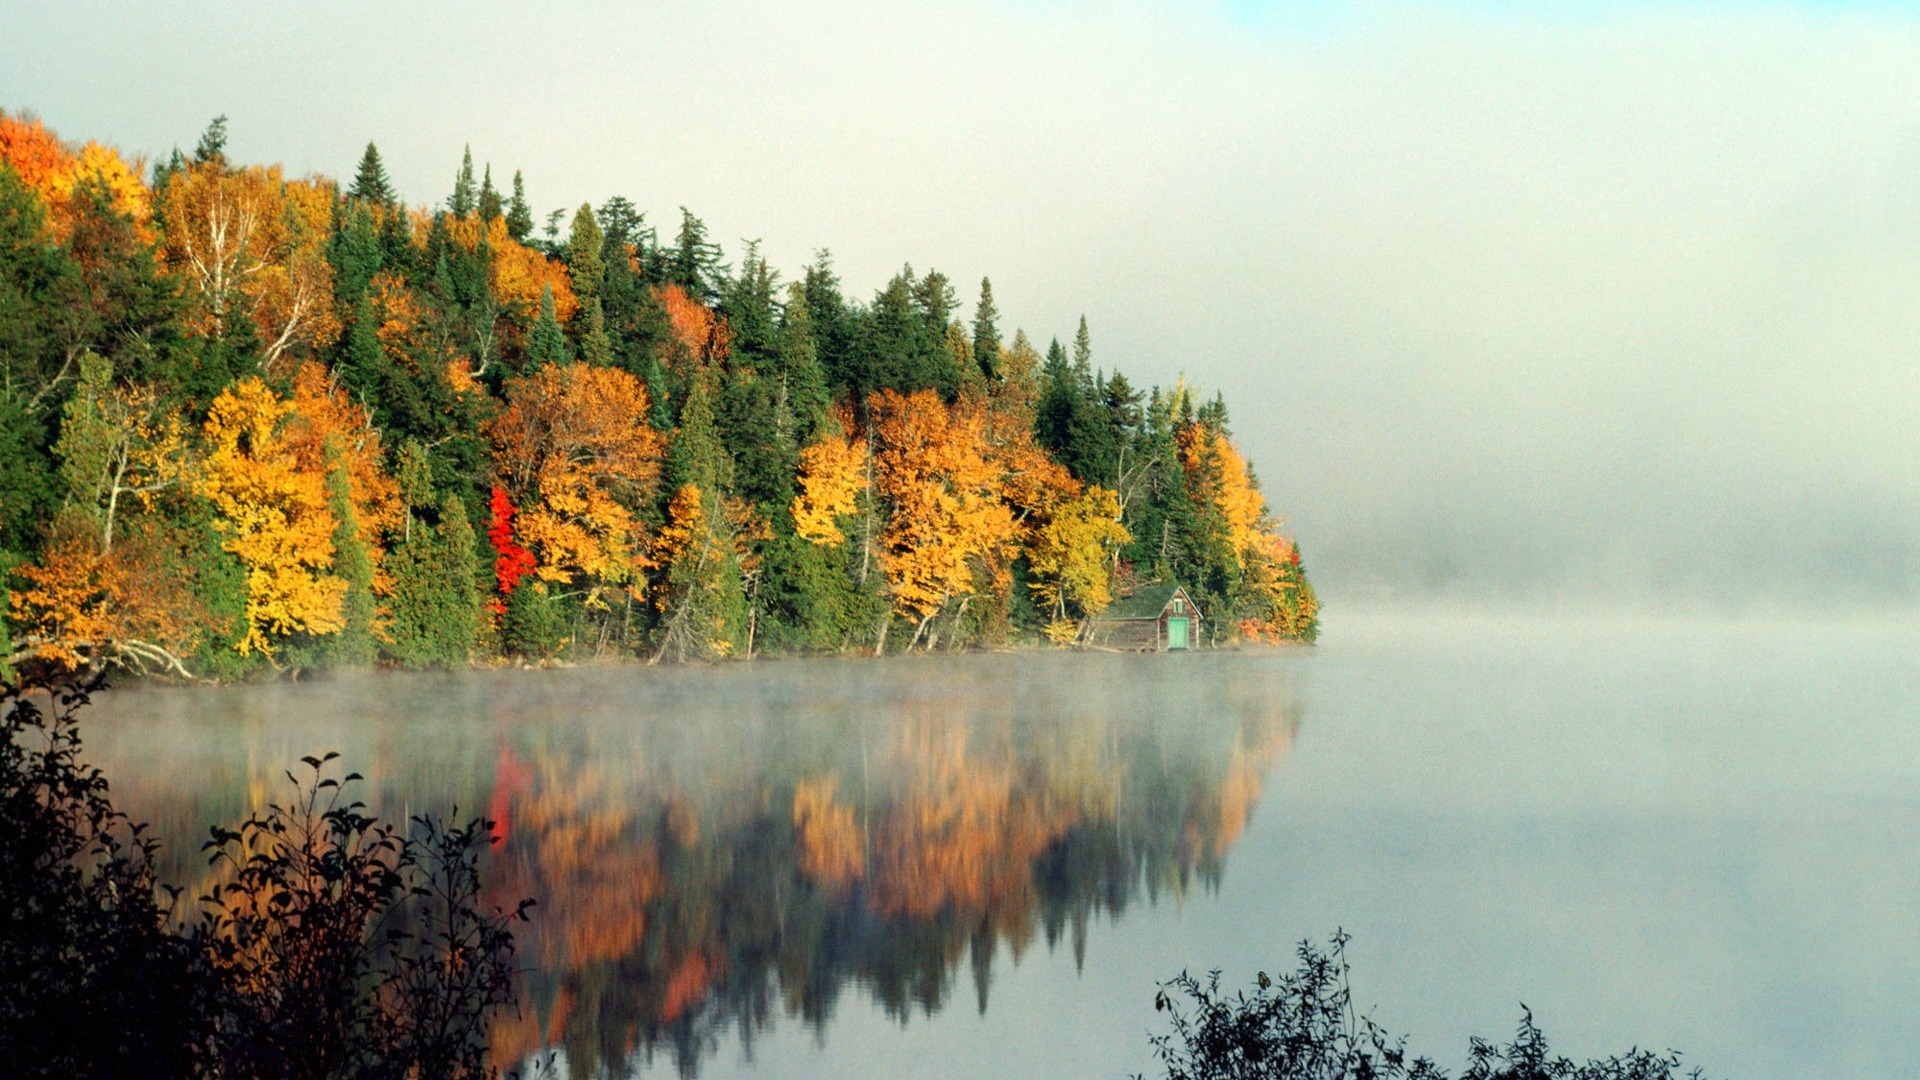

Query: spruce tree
330,202,383,309
564,203,604,309
972,277,1001,383
670,207,724,302
665,368,731,495
385,494,481,668
478,164,501,221
437,492,481,659
525,285,570,370
450,145,476,216
578,300,614,367
350,142,395,204
505,170,534,243
1073,315,1094,385
776,281,831,444
192,115,229,168
802,251,857,400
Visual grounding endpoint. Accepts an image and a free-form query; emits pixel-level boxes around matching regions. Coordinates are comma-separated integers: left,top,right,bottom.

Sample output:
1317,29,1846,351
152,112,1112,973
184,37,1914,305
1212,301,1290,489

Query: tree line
0,112,1317,680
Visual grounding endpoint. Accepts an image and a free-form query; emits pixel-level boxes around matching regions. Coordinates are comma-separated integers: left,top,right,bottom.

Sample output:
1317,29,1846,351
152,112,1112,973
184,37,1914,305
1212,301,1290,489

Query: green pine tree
565,203,604,309
506,170,534,243
385,494,481,669
972,277,1001,383
449,145,476,217
579,300,614,367
350,142,395,204
478,163,501,222
192,115,229,168
525,285,571,370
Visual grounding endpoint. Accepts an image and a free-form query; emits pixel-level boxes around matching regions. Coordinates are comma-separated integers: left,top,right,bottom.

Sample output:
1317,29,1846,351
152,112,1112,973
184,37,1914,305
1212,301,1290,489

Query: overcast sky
6,1,1918,613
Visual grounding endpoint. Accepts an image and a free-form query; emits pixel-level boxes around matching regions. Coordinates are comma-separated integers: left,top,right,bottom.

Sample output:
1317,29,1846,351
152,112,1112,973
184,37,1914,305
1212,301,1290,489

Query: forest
0,111,1317,681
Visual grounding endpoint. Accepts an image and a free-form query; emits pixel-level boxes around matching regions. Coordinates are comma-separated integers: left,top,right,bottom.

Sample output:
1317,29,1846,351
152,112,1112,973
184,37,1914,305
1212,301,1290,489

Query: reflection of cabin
1088,583,1202,652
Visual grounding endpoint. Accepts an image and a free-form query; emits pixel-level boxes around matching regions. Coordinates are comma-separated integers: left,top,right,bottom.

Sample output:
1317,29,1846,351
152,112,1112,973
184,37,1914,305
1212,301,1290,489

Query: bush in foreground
0,673,531,1078
1142,931,1707,1080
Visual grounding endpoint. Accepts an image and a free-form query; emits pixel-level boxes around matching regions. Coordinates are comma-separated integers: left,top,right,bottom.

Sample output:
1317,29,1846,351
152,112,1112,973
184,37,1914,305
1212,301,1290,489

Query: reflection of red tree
658,950,722,1024
488,742,534,846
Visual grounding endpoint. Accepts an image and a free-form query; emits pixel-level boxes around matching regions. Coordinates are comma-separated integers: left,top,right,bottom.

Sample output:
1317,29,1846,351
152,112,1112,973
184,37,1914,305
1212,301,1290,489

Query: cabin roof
1100,583,1197,622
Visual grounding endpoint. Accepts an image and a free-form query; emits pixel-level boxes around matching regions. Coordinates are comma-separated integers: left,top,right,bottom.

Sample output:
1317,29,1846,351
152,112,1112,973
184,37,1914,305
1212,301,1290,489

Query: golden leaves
490,364,664,596
790,427,869,546
1025,485,1130,623
158,162,339,368
199,377,346,655
0,112,150,241
868,390,1019,622
450,212,579,326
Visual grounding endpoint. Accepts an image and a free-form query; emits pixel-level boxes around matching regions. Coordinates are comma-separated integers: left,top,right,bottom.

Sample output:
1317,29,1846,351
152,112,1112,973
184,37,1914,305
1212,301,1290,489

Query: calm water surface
85,612,1920,1079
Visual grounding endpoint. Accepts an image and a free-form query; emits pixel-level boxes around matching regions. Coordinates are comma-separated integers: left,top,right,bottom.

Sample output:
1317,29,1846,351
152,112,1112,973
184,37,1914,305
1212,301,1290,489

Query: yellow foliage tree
1025,485,1130,636
0,112,149,241
55,352,191,553
790,425,870,546
285,361,402,589
199,376,346,656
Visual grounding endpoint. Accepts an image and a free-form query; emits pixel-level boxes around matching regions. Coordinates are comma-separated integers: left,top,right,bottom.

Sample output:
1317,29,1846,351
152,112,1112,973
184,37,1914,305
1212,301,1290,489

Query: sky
5,0,1918,614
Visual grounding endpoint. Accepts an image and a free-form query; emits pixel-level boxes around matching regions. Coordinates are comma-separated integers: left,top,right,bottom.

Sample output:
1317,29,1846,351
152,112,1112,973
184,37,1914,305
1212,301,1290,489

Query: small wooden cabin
1088,583,1202,652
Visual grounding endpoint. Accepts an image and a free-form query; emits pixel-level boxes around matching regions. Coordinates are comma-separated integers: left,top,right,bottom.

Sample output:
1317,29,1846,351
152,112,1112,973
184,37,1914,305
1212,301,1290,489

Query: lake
82,610,1920,1079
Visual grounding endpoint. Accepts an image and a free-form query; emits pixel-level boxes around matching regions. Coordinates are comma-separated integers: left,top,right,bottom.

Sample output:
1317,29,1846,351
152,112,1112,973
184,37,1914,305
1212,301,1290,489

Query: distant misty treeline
0,112,1316,682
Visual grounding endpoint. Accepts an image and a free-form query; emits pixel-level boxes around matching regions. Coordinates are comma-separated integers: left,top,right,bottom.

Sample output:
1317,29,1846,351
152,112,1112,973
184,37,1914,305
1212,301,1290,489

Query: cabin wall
1088,619,1163,651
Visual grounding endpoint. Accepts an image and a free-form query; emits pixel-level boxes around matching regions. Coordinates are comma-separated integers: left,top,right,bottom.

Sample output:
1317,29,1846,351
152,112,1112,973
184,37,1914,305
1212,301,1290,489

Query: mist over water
80,610,1920,1078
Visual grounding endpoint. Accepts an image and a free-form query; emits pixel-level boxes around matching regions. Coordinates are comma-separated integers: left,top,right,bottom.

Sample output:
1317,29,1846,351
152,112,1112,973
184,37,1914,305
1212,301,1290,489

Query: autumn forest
0,112,1317,681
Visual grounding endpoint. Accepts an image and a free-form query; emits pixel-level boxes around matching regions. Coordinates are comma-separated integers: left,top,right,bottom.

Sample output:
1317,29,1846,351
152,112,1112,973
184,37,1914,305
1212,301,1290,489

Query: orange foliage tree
1176,422,1317,642
866,390,1019,649
489,364,664,605
284,361,402,589
6,516,198,678
158,162,339,370
657,283,729,371
0,112,149,241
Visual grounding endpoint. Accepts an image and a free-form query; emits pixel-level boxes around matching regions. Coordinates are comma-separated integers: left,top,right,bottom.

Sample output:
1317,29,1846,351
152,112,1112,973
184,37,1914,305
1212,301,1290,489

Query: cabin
1087,583,1203,652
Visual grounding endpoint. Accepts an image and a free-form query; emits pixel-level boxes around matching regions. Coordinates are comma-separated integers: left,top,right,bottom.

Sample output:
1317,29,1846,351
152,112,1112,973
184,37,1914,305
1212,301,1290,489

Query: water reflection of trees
485,669,1301,1078
80,656,1303,1078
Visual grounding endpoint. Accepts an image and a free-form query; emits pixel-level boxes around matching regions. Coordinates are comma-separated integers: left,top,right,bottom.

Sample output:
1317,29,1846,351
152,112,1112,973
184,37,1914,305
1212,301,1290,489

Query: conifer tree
802,251,858,400
477,163,501,221
386,494,481,668
972,277,1001,383
578,300,614,367
914,269,957,337
192,115,229,168
505,170,533,242
450,145,476,217
1073,315,1093,384
329,202,383,310
565,203,604,309
350,142,395,204
525,285,570,370
670,207,724,302
777,282,831,445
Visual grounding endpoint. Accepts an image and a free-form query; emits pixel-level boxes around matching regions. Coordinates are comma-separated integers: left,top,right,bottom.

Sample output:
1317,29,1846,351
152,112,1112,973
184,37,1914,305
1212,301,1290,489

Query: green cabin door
1166,617,1189,651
